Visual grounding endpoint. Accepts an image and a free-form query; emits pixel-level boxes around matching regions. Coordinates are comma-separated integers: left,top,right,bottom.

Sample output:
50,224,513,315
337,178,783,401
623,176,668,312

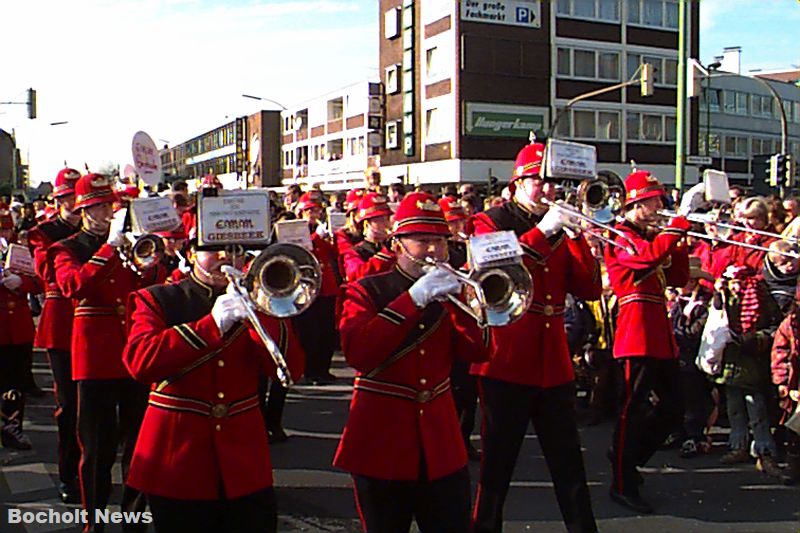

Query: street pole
674,0,688,192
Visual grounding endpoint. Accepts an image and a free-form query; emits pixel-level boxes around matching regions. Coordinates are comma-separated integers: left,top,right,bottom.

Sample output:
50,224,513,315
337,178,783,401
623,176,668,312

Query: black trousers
0,343,31,431
680,367,714,442
258,376,287,431
147,487,277,533
451,359,479,446
354,467,471,533
292,295,337,379
77,378,149,532
49,349,80,486
473,378,597,533
611,357,683,496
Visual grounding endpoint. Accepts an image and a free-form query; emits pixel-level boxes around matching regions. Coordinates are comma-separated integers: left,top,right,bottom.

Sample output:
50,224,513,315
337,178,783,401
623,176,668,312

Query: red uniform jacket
123,273,304,500
771,313,799,418
467,200,601,387
605,217,691,359
0,272,40,345
27,216,78,350
311,232,340,298
341,239,395,282
334,228,361,279
335,266,490,481
691,239,732,293
50,230,164,380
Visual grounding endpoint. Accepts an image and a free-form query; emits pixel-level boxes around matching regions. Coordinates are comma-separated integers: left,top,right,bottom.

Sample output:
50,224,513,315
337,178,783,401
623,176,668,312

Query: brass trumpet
121,233,165,272
222,243,322,387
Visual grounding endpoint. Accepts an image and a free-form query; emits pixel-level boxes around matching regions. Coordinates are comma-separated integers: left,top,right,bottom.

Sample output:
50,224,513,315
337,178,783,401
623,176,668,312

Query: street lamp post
241,94,288,110
704,62,721,158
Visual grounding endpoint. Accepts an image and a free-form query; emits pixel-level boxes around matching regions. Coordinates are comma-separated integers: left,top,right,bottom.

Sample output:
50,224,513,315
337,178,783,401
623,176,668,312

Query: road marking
2,462,55,494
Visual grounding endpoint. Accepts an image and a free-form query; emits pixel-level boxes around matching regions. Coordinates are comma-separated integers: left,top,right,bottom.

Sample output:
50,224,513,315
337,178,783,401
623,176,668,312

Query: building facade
0,129,26,194
374,0,700,189
279,80,384,191
160,110,281,189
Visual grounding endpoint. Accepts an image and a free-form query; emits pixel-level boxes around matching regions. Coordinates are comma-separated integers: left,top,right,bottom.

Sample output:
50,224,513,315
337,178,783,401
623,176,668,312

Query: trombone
658,209,799,244
221,243,322,387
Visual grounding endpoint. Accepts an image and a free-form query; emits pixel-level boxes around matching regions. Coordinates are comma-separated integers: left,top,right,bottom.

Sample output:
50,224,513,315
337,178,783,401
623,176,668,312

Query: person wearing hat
604,169,700,514
0,208,42,452
26,167,83,502
154,226,190,284
293,192,339,386
48,173,165,532
467,141,601,533
341,192,396,282
335,191,490,532
121,232,304,533
334,188,366,277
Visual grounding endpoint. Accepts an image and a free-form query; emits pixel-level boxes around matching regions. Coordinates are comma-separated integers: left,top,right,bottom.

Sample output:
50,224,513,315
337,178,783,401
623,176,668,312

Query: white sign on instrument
274,220,312,251
703,169,731,205
543,139,597,180
197,191,271,248
327,209,347,233
129,197,182,234
468,230,522,269
4,243,35,276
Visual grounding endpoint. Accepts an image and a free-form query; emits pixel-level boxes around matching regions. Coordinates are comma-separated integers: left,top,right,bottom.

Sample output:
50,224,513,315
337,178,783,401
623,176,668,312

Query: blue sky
1,1,798,186
699,0,800,72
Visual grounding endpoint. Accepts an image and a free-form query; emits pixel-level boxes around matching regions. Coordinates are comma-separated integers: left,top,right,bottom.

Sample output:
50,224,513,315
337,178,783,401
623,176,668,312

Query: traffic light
770,153,787,187
640,63,654,97
785,154,796,189
26,88,36,119
488,176,499,196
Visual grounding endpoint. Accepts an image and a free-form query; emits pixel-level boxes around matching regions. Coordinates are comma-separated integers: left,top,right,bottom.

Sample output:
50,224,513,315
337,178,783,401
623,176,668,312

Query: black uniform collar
187,272,224,301
509,199,544,224
394,264,418,285
80,228,107,243
620,218,650,239
55,215,78,230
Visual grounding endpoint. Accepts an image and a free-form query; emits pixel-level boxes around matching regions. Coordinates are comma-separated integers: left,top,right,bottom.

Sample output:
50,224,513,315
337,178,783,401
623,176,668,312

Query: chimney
720,47,741,74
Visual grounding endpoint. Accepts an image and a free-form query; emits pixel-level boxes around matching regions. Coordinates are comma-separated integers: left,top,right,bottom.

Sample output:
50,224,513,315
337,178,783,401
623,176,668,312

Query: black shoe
59,482,81,504
268,426,289,443
467,443,481,462
609,489,653,514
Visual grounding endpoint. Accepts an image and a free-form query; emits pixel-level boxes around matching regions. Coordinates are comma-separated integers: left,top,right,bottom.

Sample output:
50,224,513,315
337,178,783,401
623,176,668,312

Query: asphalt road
1,350,798,533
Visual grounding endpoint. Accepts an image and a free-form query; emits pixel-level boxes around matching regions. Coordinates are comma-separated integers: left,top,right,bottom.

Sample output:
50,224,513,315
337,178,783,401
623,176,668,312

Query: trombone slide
221,265,294,387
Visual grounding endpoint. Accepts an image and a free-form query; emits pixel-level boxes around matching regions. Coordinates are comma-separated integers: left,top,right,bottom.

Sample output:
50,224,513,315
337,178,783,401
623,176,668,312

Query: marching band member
122,240,304,533
334,188,365,276
294,192,340,385
0,208,41,451
155,226,190,284
26,167,82,502
335,191,490,533
604,169,695,514
341,192,395,282
468,142,601,533
49,174,164,532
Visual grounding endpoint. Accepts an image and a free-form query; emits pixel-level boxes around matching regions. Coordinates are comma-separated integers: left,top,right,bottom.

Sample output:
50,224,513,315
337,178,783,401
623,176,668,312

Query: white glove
678,183,705,217
211,284,248,335
106,212,127,247
537,206,575,238
408,268,462,308
177,255,191,274
2,273,23,291
315,223,328,238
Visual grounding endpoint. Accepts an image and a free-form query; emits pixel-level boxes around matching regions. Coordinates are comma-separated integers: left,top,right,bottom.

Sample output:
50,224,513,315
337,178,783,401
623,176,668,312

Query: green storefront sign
466,111,546,139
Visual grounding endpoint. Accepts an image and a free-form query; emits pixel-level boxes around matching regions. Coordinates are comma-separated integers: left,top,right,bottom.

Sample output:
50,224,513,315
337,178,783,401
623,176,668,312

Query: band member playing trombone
468,141,601,533
341,192,395,282
48,174,164,532
335,191,490,533
604,169,696,514
122,239,304,533
26,167,82,502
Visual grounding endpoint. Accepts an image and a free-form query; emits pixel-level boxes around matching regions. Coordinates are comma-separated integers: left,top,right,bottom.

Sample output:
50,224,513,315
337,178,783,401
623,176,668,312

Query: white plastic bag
695,297,730,376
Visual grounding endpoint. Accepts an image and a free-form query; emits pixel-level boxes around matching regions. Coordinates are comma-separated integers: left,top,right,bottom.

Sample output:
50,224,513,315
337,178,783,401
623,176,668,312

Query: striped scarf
726,267,762,334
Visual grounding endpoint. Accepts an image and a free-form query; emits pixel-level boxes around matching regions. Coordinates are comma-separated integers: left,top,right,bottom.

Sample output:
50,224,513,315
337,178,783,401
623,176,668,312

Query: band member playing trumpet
341,192,395,282
49,174,164,532
604,169,694,514
26,167,82,502
468,141,601,533
335,191,490,533
122,239,304,533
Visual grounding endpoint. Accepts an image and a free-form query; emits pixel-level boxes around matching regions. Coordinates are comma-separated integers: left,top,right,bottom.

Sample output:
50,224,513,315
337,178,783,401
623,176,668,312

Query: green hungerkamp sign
466,111,546,138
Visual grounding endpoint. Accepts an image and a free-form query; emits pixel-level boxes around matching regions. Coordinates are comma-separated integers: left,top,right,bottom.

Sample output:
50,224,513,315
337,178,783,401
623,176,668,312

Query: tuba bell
244,243,322,318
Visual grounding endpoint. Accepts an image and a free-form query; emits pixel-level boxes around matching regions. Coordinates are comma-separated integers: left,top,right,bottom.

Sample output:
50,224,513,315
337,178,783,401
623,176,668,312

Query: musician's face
57,195,79,223
364,215,391,243
632,196,663,225
447,219,466,239
302,206,323,225
395,234,448,276
192,248,245,288
518,176,556,204
81,202,114,233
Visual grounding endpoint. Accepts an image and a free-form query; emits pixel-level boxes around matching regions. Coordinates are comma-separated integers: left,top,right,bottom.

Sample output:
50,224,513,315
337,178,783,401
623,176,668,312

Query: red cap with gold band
53,168,81,198
509,141,546,192
74,174,117,210
356,192,392,223
438,196,467,222
296,192,323,211
624,170,665,207
391,192,450,237
345,188,366,213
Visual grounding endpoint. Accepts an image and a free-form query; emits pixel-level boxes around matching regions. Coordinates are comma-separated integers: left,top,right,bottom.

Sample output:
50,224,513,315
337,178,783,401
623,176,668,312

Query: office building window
598,111,620,140
628,0,679,30
665,116,676,142
425,107,446,144
558,108,620,140
626,53,678,86
725,136,747,157
560,47,620,81
574,110,596,139
736,92,749,115
574,50,595,78
557,0,619,21
642,114,663,141
557,48,571,76
426,46,445,82
598,52,619,80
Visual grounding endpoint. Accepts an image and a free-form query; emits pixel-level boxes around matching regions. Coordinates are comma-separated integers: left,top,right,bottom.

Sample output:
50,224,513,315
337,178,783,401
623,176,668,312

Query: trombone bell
246,243,322,318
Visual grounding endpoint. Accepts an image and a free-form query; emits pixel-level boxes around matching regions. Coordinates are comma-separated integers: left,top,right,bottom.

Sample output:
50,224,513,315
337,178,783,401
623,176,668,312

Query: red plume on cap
73,174,116,210
53,167,81,198
391,192,450,237
624,170,665,206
